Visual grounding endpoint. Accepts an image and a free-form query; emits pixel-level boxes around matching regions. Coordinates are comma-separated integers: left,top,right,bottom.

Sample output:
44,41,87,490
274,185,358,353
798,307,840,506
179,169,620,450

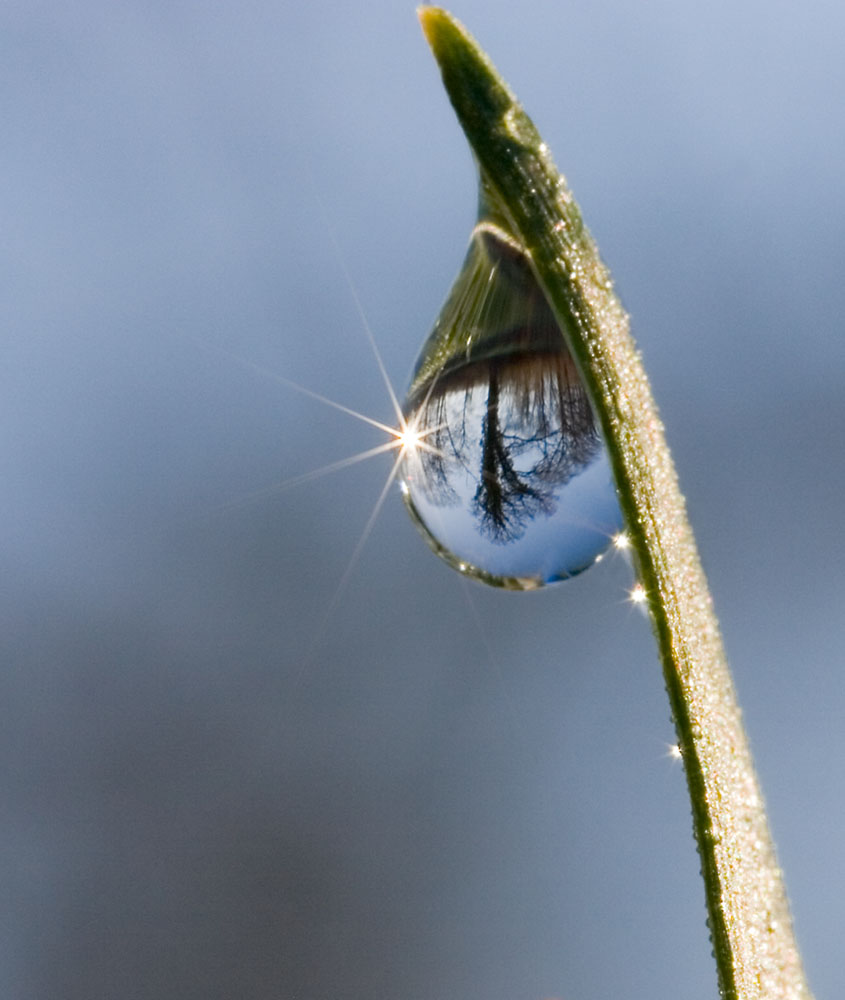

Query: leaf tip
416,5,445,39
417,6,464,56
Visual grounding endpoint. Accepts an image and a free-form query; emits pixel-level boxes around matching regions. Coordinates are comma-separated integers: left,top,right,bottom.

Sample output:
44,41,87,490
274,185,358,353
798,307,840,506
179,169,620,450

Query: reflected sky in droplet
400,351,623,588
399,205,626,588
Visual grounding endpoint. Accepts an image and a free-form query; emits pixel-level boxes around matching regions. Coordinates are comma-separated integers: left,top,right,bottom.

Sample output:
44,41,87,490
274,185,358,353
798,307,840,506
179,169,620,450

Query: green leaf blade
418,7,813,999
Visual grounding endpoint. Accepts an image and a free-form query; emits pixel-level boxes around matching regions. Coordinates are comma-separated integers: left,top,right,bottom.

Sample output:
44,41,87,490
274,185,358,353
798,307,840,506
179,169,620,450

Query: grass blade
418,7,812,998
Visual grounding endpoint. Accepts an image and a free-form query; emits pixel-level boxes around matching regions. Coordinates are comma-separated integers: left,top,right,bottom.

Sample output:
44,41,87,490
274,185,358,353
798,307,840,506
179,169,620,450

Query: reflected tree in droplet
400,188,623,589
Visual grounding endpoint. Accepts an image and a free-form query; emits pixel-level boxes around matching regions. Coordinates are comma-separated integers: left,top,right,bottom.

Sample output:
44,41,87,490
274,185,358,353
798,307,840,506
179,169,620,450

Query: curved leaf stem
418,7,812,999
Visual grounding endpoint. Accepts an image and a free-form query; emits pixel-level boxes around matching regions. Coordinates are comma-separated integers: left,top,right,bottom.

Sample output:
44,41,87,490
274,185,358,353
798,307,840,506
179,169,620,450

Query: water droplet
399,188,623,589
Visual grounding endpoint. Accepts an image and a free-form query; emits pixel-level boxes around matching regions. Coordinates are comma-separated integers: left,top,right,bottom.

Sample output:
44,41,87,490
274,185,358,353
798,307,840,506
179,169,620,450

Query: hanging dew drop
398,182,623,589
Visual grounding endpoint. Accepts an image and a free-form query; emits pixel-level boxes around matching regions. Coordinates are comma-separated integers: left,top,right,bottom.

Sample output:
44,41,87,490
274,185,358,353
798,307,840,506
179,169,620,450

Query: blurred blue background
2,1,843,997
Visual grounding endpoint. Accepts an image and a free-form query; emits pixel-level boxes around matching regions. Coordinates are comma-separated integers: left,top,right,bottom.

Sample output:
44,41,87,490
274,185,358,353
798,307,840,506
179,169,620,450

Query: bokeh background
3,1,843,997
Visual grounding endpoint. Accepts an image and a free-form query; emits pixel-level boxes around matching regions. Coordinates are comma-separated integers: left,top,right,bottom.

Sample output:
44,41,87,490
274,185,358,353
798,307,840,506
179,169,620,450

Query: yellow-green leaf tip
417,6,466,54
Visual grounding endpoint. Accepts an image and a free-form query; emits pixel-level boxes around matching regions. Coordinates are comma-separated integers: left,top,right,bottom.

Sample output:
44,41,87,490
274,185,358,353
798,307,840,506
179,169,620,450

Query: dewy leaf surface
418,7,813,999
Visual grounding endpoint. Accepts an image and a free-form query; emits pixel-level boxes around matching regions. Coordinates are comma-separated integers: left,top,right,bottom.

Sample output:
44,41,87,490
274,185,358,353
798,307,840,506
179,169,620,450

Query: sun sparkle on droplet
629,582,647,604
396,425,425,452
614,532,631,550
389,412,447,462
